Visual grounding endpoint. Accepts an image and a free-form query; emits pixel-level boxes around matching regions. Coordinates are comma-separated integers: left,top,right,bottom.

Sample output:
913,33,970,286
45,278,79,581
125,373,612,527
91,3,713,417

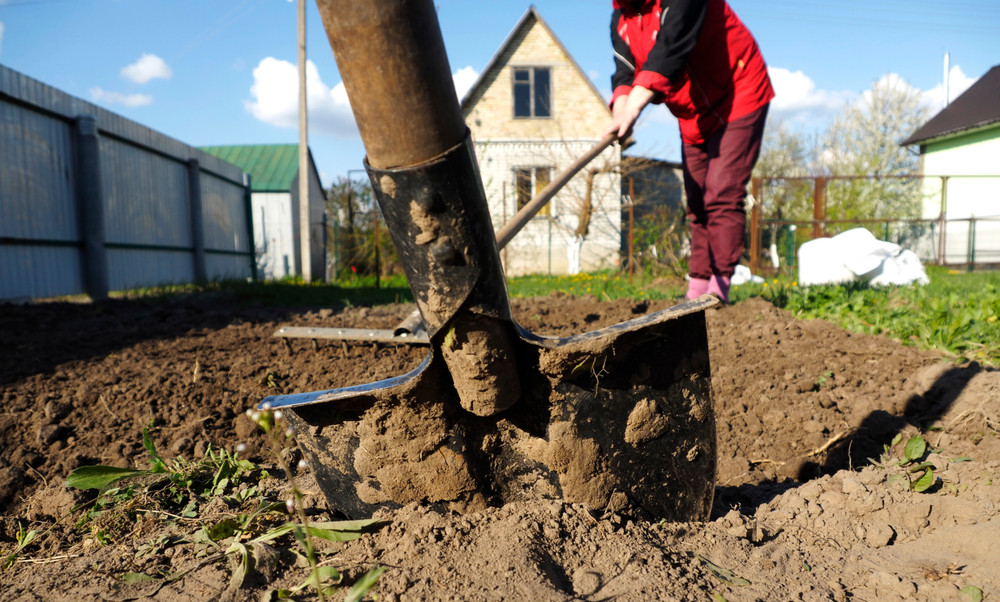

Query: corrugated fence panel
0,93,84,299
200,171,253,280
0,245,84,300
107,248,193,291
0,100,78,240
102,137,191,247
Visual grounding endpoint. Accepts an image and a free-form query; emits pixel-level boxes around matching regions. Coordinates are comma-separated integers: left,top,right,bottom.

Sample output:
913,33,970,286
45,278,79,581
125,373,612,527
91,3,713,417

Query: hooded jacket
611,0,773,145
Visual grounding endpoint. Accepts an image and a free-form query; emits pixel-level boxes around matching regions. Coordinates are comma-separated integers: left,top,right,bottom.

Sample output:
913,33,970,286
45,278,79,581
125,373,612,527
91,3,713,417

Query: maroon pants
682,104,768,279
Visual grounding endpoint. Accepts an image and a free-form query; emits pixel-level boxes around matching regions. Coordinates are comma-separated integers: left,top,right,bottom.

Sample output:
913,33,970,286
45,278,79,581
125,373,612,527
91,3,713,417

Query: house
461,7,621,276
902,65,1000,264
200,144,326,280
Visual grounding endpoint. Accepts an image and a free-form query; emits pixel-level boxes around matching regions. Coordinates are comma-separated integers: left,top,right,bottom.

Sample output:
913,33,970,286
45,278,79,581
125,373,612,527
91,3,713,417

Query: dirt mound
1,292,997,600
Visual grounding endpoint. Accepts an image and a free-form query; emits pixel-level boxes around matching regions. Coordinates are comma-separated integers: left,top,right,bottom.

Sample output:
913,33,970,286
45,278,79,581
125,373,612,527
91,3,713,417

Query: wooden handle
316,0,465,169
494,134,616,249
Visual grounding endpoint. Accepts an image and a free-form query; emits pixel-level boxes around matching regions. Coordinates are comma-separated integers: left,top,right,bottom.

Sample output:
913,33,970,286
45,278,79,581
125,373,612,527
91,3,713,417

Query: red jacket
611,0,774,145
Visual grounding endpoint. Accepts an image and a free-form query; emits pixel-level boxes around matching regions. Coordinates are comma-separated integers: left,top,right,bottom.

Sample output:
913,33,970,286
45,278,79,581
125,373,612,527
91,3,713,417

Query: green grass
112,274,413,308
506,270,685,301
731,266,1000,366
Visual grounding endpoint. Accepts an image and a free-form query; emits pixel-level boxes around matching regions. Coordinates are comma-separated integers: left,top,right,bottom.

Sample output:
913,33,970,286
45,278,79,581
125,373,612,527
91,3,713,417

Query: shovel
261,0,717,521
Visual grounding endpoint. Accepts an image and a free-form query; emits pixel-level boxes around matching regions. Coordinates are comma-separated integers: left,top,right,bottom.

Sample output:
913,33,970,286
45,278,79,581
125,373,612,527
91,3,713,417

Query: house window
513,67,551,118
514,167,553,216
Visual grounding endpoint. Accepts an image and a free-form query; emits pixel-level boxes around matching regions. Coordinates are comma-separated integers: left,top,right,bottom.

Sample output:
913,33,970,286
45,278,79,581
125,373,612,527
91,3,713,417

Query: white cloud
0,22,5,57
244,57,356,138
922,65,976,111
453,66,479,101
89,87,154,107
120,53,172,84
246,58,481,138
767,67,855,129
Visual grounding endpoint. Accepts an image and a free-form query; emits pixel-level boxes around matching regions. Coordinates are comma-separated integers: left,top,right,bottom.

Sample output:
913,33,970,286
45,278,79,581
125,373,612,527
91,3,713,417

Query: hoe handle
495,134,616,248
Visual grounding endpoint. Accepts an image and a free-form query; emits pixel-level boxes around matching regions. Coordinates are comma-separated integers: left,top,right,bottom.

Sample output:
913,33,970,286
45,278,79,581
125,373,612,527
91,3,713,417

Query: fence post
812,176,827,239
243,173,258,282
937,176,948,266
967,214,976,271
749,177,761,276
74,115,109,300
785,225,797,269
627,176,635,281
186,159,208,285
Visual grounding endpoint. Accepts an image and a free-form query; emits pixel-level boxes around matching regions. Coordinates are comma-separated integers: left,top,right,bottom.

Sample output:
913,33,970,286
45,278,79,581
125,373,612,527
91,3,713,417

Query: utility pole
298,0,312,282
943,51,951,109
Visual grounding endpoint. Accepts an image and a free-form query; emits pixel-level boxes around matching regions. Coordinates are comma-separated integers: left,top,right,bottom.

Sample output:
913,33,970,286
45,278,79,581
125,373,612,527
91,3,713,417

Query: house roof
200,144,320,192
902,65,1000,146
459,6,608,114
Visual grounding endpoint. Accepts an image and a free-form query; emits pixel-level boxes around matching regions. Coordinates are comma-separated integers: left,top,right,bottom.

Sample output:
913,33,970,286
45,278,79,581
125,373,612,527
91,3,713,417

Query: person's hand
603,86,655,140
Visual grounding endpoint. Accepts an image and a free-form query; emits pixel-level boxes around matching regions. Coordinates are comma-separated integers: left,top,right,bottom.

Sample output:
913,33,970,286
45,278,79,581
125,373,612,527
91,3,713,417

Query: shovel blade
271,298,716,521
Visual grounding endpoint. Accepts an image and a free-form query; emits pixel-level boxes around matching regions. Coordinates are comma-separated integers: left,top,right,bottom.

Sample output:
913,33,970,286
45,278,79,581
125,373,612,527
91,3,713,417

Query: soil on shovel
1,291,998,601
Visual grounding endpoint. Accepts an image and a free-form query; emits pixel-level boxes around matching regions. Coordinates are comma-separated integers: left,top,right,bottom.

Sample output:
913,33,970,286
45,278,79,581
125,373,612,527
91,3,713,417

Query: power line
0,0,79,7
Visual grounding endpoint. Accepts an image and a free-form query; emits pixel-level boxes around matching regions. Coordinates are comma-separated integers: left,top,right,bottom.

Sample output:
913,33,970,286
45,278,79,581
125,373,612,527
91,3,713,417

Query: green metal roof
199,144,301,192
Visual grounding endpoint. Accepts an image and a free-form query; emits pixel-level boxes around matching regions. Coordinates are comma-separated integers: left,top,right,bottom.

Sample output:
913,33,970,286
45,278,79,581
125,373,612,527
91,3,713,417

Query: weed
878,433,939,493
1,522,41,569
732,267,1000,366
246,403,383,600
53,420,381,599
814,370,834,391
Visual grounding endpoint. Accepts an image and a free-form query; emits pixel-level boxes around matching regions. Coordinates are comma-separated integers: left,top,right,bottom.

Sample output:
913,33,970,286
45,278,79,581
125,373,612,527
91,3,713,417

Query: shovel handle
494,134,616,249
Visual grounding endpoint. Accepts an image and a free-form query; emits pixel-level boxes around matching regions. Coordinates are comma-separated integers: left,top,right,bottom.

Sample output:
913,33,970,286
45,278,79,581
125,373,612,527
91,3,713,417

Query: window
512,67,551,118
514,167,553,216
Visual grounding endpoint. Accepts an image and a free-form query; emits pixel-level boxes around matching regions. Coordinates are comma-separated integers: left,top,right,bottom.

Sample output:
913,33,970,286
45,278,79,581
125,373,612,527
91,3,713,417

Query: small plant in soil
1,522,40,570
878,433,939,493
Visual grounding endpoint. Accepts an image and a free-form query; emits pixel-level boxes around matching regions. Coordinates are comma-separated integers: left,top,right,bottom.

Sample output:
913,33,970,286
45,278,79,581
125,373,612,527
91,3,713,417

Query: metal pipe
749,177,762,276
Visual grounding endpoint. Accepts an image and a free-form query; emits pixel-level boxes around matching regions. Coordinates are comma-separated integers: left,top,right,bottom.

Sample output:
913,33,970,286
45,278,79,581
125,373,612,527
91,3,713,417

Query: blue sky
1,0,997,186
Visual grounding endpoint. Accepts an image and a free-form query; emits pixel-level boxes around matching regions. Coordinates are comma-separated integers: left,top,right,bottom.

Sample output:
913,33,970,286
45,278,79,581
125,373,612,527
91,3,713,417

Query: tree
819,74,930,223
753,120,817,222
326,176,398,278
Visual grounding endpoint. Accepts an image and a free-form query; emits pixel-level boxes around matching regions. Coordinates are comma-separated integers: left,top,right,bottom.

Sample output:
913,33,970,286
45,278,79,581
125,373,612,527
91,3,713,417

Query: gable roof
459,6,607,113
200,144,321,192
903,65,1000,146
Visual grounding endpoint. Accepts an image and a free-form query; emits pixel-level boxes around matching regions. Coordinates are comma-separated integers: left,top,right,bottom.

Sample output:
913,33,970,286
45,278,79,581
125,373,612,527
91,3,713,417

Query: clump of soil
1,292,997,600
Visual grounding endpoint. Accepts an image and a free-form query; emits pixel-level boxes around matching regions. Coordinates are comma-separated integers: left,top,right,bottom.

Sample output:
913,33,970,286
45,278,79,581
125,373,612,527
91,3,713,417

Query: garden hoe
260,0,718,522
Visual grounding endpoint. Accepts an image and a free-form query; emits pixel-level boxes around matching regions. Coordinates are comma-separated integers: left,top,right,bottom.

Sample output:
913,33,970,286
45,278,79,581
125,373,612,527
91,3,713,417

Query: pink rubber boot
708,274,731,304
685,277,710,300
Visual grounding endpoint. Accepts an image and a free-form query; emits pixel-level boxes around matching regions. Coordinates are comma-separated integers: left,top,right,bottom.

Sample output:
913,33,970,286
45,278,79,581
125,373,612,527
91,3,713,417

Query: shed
200,144,326,280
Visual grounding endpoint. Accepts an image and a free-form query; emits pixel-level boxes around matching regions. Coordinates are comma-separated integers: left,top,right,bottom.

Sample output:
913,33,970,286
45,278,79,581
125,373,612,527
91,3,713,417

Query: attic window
513,67,551,118
514,166,553,216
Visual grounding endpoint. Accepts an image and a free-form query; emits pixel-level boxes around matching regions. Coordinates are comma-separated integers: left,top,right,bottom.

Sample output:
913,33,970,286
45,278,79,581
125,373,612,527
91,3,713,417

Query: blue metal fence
0,65,255,301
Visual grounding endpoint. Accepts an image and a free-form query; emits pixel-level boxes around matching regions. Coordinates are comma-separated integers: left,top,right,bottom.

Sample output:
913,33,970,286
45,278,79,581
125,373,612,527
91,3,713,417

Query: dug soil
1,291,998,601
